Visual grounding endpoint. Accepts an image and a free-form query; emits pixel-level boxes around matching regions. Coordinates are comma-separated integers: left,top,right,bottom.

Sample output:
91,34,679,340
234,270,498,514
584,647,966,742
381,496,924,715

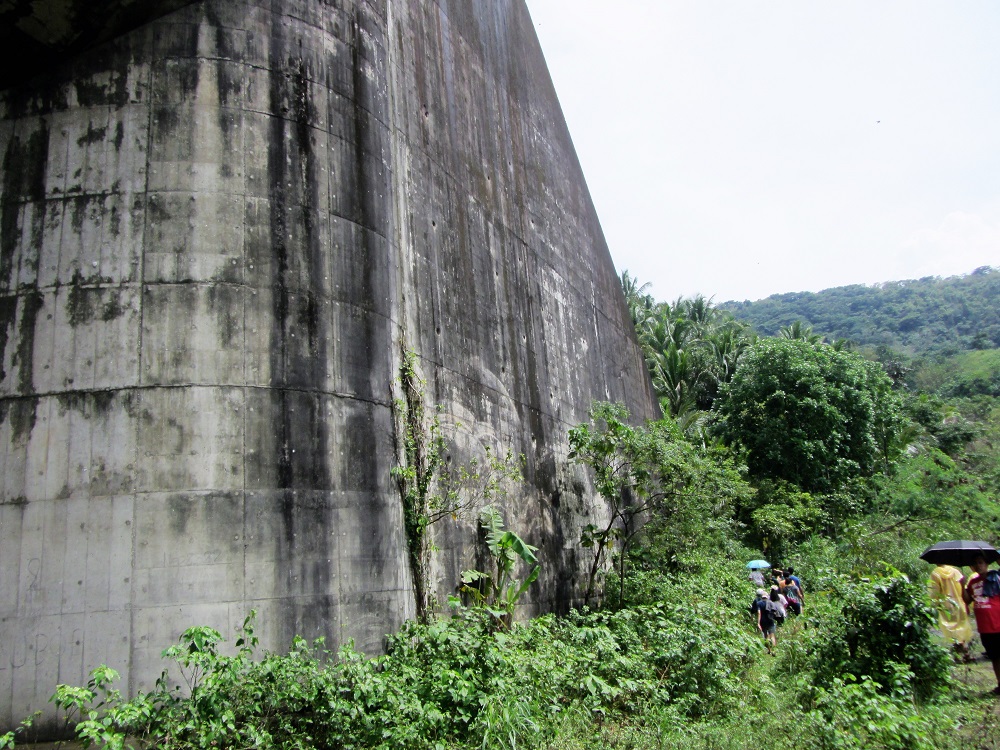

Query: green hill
720,266,1000,357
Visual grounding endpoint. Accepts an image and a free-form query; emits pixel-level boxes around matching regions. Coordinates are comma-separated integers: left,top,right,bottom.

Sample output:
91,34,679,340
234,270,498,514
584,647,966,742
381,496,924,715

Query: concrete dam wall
0,0,658,730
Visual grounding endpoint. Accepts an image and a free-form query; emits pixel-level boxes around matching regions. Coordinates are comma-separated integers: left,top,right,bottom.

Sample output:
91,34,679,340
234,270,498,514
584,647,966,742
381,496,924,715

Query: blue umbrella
746,560,771,570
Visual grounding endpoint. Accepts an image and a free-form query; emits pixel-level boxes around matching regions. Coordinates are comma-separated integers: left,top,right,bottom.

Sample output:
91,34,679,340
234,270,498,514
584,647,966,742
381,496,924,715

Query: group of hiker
929,554,1000,694
747,566,803,653
743,551,1000,693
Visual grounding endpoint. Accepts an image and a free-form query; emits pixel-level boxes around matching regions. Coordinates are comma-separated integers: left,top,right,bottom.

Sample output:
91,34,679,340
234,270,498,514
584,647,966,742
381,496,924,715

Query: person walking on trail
784,578,803,615
929,564,972,661
752,588,779,653
769,586,787,625
964,554,1000,692
771,571,783,595
786,567,804,598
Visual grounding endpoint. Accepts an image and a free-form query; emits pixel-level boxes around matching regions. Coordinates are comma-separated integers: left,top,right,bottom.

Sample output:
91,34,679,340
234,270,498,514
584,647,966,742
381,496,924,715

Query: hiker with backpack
769,586,787,626
784,578,803,615
964,553,1000,693
786,566,804,597
752,588,781,653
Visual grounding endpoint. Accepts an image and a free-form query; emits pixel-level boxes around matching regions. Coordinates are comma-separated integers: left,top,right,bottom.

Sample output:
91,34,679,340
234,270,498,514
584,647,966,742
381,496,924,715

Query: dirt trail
953,653,1000,748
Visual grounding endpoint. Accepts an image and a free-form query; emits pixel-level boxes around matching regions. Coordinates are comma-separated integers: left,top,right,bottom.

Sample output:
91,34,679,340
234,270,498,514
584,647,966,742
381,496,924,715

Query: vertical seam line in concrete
383,0,409,619
128,26,158,700
12,485,25,623
591,281,607,401
241,101,249,616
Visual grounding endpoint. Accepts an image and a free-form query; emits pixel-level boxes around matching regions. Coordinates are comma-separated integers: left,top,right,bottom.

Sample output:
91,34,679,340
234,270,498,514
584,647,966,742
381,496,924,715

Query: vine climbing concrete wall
0,0,657,732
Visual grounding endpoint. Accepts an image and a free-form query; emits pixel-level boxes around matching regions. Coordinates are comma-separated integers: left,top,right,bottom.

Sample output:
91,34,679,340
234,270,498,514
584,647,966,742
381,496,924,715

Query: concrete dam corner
0,0,657,731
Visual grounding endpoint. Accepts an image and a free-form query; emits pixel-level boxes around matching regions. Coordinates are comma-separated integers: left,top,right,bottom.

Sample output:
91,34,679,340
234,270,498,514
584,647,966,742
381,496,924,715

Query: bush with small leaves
796,572,951,703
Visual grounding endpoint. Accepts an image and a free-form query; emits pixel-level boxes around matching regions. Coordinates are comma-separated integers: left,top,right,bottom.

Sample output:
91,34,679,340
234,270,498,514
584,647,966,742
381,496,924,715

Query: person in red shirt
964,553,1000,693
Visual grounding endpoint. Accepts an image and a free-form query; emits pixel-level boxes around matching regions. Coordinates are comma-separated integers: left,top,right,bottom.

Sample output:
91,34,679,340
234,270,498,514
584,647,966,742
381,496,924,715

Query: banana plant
458,506,539,629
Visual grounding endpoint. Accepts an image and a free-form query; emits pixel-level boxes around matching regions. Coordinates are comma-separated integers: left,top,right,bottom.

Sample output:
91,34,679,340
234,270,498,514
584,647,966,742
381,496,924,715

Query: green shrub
797,672,955,750
797,573,950,703
40,593,770,750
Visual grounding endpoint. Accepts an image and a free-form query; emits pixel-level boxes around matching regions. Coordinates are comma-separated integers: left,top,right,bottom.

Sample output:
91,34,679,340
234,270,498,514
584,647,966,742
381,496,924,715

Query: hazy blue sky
523,1,1000,303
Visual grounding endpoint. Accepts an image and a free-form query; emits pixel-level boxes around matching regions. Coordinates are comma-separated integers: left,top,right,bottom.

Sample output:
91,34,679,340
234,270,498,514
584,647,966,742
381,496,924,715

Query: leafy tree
568,402,665,605
569,402,751,604
715,338,904,493
740,479,826,558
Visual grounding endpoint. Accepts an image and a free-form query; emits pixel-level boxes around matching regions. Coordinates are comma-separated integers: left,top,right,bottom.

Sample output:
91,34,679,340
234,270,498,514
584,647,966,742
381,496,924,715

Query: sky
522,1,1000,303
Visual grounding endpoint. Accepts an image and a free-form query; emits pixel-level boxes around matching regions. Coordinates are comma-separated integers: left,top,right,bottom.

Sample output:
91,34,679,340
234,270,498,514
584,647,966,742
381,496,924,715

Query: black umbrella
919,540,1000,567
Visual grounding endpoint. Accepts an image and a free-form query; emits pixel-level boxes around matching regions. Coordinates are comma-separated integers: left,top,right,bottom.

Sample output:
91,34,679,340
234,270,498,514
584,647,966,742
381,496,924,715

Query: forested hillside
720,266,1000,355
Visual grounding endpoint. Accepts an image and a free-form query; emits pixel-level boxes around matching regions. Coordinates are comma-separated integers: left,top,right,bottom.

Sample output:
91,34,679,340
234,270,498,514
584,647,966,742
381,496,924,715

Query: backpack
984,571,1000,598
765,598,785,624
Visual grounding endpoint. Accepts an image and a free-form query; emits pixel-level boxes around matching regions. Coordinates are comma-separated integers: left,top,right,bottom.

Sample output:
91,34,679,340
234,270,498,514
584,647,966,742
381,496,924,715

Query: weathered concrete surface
0,0,198,90
0,0,657,733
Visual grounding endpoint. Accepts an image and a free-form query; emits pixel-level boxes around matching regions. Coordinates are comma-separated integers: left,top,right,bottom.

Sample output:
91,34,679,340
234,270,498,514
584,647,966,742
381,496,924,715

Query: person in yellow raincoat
929,564,973,661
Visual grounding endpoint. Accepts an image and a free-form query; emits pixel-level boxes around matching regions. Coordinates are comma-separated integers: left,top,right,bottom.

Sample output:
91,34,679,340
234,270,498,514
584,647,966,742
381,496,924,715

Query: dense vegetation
719,265,1000,357
716,338,902,492
5,269,1000,749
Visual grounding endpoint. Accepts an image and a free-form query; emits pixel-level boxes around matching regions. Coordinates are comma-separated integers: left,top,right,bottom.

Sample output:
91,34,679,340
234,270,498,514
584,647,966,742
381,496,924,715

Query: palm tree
648,341,700,419
622,280,757,421
706,322,753,385
779,320,822,344
678,294,716,333
620,271,656,331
